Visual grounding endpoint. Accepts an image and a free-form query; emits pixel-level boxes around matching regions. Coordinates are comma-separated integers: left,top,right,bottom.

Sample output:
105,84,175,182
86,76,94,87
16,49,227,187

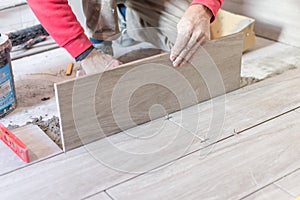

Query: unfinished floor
1,1,300,199
0,34,299,199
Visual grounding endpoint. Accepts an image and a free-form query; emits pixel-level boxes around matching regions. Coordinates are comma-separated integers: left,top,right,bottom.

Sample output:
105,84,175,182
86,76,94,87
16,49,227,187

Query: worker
26,0,223,74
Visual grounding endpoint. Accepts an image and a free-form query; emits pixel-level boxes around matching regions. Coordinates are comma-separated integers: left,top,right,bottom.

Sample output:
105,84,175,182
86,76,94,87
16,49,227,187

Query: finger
181,36,206,66
107,59,122,70
111,60,123,69
173,33,202,67
100,54,119,70
170,31,191,62
180,42,201,67
180,32,210,66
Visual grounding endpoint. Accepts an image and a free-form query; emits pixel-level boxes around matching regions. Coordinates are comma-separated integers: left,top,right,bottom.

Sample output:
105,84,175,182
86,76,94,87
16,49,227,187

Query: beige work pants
82,0,191,51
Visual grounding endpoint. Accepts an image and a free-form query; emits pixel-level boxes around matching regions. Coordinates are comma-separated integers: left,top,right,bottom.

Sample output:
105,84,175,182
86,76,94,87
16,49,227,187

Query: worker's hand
170,4,212,67
80,49,122,75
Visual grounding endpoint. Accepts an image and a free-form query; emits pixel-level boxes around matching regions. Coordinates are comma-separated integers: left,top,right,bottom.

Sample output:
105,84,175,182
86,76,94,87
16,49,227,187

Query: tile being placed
55,33,243,151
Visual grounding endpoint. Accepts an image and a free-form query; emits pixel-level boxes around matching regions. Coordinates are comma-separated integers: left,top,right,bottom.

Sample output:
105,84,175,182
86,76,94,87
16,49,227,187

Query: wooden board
0,125,62,176
55,33,243,152
107,110,300,199
243,184,294,200
222,0,300,48
0,63,300,199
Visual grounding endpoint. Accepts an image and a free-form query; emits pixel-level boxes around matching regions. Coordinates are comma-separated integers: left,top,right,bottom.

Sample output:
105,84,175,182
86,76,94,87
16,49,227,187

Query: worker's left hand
170,4,212,67
80,49,122,75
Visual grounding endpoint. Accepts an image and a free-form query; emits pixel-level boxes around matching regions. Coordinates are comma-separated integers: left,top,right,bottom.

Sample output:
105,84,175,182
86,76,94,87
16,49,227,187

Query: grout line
82,190,114,200
81,193,99,200
236,106,300,135
239,168,300,199
0,151,64,177
104,190,115,200
273,183,297,198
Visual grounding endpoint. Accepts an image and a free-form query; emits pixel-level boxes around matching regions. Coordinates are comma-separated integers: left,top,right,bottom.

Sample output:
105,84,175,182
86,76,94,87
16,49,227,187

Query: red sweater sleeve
191,0,224,21
27,0,92,58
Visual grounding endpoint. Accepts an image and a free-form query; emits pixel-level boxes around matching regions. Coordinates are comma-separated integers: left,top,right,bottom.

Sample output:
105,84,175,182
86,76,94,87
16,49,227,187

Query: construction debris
28,116,61,148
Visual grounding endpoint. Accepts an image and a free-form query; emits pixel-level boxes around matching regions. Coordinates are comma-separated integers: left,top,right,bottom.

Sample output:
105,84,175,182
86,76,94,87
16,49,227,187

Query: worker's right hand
80,49,122,75
170,4,212,67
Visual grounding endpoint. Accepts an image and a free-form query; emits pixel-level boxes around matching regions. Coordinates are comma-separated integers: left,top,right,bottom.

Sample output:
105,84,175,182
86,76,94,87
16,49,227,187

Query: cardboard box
211,9,255,52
